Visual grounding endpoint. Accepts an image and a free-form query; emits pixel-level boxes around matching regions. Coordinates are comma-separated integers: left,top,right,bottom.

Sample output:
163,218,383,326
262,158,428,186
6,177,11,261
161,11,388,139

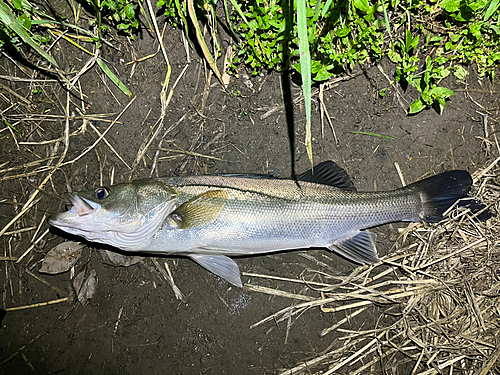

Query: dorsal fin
297,161,356,191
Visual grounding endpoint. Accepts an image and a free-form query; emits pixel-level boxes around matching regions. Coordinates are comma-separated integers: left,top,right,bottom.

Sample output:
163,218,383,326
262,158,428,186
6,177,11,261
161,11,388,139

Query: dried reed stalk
247,160,500,375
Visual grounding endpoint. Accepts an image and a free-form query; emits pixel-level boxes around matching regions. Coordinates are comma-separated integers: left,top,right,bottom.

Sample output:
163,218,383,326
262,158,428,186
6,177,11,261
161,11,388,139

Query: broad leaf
39,241,84,274
409,98,426,114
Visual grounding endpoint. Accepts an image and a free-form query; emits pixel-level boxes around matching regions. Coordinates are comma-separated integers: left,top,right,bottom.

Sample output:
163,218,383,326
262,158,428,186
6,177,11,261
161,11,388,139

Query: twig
156,147,223,161
150,258,185,301
61,96,136,167
3,227,36,236
24,269,67,297
377,64,408,114
259,73,361,120
0,257,17,261
87,121,131,169
395,161,406,187
15,228,49,264
5,297,69,312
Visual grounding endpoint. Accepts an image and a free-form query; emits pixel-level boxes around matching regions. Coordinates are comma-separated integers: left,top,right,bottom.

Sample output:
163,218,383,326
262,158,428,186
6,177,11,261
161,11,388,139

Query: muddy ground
0,9,499,375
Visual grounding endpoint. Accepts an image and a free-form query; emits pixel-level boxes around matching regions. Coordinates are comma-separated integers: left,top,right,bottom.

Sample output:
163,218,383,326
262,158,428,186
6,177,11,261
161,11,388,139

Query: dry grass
244,161,500,375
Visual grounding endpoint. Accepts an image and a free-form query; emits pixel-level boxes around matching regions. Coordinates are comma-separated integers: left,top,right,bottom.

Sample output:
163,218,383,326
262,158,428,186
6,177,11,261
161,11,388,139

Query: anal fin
329,231,380,264
189,254,242,287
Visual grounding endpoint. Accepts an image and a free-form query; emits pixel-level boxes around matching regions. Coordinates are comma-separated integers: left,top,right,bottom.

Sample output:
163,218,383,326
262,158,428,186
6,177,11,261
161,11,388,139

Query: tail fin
407,170,489,222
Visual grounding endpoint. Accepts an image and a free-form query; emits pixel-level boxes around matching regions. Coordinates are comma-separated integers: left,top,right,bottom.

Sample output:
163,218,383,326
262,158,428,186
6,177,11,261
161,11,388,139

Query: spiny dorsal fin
328,231,379,264
297,161,356,191
171,190,228,229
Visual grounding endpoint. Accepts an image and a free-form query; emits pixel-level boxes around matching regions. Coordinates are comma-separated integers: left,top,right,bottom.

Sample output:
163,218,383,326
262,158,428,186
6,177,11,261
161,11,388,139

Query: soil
0,8,499,375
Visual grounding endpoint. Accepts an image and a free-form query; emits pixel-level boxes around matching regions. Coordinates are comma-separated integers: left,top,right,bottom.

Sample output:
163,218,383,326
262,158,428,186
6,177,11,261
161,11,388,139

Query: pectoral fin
170,190,228,229
329,231,380,264
189,254,242,287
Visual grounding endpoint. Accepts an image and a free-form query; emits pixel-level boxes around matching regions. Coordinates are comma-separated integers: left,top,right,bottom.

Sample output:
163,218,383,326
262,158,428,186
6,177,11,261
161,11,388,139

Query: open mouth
67,194,97,217
50,194,101,225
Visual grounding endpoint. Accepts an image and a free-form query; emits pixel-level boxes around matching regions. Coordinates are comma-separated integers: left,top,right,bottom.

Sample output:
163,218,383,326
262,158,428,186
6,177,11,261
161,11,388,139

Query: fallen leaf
76,269,97,306
73,268,86,296
39,241,84,274
100,250,144,267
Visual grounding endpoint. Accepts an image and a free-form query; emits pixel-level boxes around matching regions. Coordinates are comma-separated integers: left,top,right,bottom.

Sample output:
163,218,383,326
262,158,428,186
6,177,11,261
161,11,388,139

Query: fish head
49,179,178,247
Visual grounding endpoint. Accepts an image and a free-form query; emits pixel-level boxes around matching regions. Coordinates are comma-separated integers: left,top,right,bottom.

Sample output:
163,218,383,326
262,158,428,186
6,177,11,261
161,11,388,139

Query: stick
5,298,69,312
16,228,49,264
151,258,185,301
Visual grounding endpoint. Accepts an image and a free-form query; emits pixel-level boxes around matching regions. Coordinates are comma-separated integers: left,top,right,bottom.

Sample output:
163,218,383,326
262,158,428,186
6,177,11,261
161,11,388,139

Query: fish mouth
66,194,99,216
49,194,101,226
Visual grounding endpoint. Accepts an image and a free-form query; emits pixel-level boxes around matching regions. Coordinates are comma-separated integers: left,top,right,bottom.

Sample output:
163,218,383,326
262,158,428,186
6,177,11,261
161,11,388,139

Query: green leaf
11,0,22,11
96,58,133,96
312,0,322,21
336,25,351,37
388,50,401,63
485,0,500,20
187,0,223,85
410,34,420,50
405,29,412,52
453,66,468,80
421,89,431,103
468,0,488,11
381,0,392,39
117,23,129,30
124,3,134,19
409,98,426,114
315,66,334,81
17,13,31,29
440,0,461,12
353,0,371,13
428,86,454,98
424,56,432,87
437,97,446,114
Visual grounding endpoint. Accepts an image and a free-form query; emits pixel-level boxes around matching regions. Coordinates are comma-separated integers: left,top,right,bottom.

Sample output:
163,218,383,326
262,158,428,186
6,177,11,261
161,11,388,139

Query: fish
49,161,487,287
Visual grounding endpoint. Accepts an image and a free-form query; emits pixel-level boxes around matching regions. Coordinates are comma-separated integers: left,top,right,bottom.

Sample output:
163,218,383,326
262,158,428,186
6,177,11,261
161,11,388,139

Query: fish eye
95,187,110,200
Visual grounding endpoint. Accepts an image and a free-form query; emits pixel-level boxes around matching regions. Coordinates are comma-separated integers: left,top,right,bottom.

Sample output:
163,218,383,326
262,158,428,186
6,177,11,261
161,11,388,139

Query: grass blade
347,131,397,139
484,0,500,20
0,1,59,67
321,0,334,17
228,0,250,28
173,0,191,45
297,0,313,167
381,0,392,39
187,0,224,85
96,58,133,97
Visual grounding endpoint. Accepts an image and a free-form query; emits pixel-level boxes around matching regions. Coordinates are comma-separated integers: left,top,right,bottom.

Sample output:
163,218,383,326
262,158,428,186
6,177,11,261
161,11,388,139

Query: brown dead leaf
75,269,97,306
100,250,144,267
39,241,84,274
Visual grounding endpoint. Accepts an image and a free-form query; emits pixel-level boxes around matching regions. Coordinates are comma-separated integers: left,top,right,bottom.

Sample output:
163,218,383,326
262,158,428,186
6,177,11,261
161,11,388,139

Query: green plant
0,0,57,66
88,0,140,38
225,0,499,114
150,0,499,162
